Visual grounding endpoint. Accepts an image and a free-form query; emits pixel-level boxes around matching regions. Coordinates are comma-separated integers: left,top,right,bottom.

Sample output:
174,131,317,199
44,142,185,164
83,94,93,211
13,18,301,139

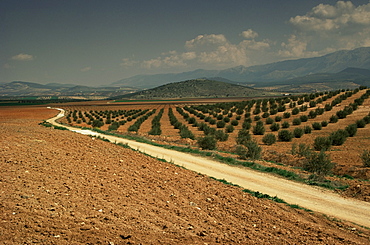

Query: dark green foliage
308,110,317,119
345,124,357,137
179,125,195,139
231,120,239,126
242,120,251,130
262,112,270,118
236,129,251,145
108,121,120,131
282,121,290,128
293,127,304,138
336,110,347,119
223,116,230,123
216,120,226,128
363,115,370,124
236,140,262,160
292,107,300,115
321,121,328,127
313,137,331,151
214,130,229,141
92,119,104,128
278,130,293,142
356,119,366,128
299,115,308,122
270,122,280,131
304,125,312,134
324,103,332,111
225,124,234,133
149,108,164,135
292,118,301,125
303,150,335,177
360,150,370,167
254,116,261,121
312,122,322,130
309,100,316,107
253,121,265,135
265,117,274,124
275,116,282,122
262,133,276,145
197,136,217,150
329,115,339,123
293,143,312,158
329,129,349,146
283,112,291,118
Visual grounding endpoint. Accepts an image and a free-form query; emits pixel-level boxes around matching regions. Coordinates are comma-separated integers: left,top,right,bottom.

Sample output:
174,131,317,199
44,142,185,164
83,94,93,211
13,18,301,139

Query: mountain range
1,47,370,98
113,47,370,89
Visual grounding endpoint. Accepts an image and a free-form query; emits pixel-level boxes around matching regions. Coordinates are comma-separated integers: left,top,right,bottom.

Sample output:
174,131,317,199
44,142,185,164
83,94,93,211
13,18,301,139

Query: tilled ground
1,106,370,244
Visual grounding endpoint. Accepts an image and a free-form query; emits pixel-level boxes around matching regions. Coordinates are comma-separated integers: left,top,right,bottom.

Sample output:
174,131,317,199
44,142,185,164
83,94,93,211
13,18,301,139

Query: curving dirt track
48,108,370,228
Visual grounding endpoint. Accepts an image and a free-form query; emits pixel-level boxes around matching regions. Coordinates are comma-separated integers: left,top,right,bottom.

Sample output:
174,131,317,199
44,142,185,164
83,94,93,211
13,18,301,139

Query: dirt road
47,108,370,228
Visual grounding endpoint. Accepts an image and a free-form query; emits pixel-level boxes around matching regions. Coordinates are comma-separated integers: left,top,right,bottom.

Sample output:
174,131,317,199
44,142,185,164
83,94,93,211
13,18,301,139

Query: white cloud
280,1,370,58
80,66,91,72
120,58,138,68
11,53,34,61
241,29,259,39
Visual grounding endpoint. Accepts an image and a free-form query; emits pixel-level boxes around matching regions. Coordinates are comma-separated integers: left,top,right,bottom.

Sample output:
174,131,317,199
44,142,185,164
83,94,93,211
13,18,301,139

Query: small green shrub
262,112,270,118
275,116,282,122
270,122,280,131
236,129,251,145
304,125,312,134
312,122,322,130
329,130,349,146
300,115,308,122
329,115,339,123
282,121,290,128
345,124,357,137
236,140,262,160
262,133,276,145
225,124,234,133
197,136,217,150
303,150,335,177
313,137,331,151
231,120,239,126
278,130,293,142
360,150,370,167
283,112,291,118
293,127,304,138
321,121,328,127
293,118,301,125
292,107,300,115
254,115,261,121
253,121,265,135
356,119,366,128
214,130,229,141
265,117,274,124
216,120,226,128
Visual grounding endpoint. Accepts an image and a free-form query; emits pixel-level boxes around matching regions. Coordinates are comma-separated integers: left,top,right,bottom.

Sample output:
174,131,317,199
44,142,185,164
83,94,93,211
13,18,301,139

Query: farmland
56,88,370,201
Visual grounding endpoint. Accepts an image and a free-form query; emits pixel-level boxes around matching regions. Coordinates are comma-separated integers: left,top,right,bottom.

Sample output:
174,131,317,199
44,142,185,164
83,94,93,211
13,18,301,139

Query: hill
113,47,370,89
111,79,275,100
0,81,139,99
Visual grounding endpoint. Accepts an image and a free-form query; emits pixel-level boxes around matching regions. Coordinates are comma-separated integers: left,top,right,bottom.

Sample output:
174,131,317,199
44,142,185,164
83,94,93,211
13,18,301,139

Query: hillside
0,81,139,99
113,47,370,89
1,106,370,244
112,79,276,100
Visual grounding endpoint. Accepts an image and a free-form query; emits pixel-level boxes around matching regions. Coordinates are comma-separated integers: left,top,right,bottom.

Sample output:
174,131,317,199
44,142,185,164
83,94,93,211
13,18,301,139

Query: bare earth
1,105,370,244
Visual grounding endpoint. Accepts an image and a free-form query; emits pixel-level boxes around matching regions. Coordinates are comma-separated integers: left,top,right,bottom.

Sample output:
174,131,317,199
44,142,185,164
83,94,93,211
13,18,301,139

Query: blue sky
1,0,370,86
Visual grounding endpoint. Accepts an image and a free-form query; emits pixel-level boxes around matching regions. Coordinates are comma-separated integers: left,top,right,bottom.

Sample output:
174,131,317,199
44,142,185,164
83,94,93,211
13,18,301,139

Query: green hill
111,79,275,100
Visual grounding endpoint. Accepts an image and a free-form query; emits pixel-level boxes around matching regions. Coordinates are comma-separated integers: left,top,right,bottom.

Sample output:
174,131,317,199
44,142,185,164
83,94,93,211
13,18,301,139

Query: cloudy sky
1,0,370,86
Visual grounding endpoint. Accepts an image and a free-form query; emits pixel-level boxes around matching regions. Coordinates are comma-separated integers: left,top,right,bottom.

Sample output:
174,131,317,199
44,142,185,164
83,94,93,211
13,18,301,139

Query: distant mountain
113,47,370,89
267,67,370,92
110,79,276,100
0,81,139,98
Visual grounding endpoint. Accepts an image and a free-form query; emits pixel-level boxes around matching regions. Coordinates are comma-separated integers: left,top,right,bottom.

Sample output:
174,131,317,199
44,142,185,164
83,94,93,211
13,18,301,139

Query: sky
1,0,370,86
